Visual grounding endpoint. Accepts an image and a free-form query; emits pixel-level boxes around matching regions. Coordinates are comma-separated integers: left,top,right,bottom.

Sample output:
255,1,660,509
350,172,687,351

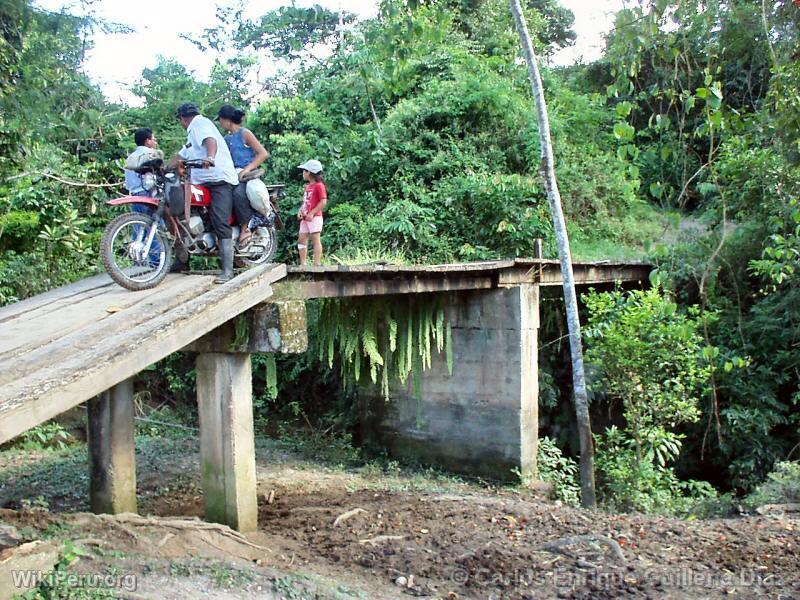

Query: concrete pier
87,378,137,514
196,352,258,532
361,285,540,481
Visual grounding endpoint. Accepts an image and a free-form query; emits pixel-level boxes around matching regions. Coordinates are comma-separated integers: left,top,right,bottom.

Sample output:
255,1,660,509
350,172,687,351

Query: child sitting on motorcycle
217,105,270,248
124,127,160,198
124,127,162,264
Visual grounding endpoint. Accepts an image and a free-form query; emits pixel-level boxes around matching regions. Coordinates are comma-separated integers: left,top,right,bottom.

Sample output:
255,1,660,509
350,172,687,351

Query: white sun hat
297,159,324,174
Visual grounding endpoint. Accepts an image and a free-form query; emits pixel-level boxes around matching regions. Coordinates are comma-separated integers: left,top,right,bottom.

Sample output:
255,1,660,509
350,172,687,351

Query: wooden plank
0,264,287,444
278,275,495,299
0,274,115,324
287,259,514,275
0,274,220,386
541,264,651,286
0,279,177,359
497,263,652,286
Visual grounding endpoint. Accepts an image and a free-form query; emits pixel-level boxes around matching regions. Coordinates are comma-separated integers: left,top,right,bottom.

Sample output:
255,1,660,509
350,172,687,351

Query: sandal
238,231,253,249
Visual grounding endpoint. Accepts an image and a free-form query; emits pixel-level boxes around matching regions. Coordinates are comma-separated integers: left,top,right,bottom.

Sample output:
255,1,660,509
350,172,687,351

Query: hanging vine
316,294,454,400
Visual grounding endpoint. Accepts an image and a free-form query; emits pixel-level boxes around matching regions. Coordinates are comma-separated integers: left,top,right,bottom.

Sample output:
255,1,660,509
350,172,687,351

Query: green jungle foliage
1,0,799,506
584,286,718,513
317,294,453,401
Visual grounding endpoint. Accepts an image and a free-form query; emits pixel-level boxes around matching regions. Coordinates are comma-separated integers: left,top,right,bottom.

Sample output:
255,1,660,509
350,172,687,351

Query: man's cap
176,103,200,118
297,159,324,174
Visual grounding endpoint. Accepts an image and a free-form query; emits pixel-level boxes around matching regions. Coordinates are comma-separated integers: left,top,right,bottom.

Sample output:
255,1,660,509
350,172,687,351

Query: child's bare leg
311,232,323,266
298,232,309,266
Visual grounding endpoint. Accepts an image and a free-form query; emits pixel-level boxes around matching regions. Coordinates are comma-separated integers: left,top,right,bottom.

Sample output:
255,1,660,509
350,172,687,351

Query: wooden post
87,378,137,514
196,351,258,532
533,238,543,258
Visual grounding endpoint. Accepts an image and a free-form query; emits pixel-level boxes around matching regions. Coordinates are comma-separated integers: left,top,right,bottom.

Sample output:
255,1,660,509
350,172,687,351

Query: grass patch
0,437,199,512
165,557,256,589
744,461,800,509
571,203,682,261
327,245,409,266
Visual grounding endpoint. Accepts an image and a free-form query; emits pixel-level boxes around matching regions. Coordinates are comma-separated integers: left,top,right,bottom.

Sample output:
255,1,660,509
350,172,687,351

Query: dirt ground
0,436,798,599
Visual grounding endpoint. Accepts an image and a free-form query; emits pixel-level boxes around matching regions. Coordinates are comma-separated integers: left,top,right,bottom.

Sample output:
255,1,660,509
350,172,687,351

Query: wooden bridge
0,259,650,531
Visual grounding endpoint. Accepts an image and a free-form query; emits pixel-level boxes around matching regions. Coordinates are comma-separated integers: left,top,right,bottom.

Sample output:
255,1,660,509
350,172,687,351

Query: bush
584,286,715,513
536,436,580,507
434,174,554,258
0,210,39,251
745,461,800,509
595,426,717,515
14,422,73,451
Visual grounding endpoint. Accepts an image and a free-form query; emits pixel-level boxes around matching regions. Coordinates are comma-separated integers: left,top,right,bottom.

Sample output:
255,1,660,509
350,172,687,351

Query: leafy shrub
250,96,334,138
0,210,39,251
434,174,554,258
745,461,800,509
595,426,717,515
0,247,95,305
536,436,580,507
584,286,715,513
15,422,73,451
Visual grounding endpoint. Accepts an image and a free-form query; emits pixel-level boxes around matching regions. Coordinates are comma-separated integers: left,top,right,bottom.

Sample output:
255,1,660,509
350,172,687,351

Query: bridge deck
0,265,286,444
0,258,650,445
281,258,651,298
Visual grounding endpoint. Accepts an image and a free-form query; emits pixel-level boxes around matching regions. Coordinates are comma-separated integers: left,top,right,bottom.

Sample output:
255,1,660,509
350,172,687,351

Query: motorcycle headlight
142,172,157,192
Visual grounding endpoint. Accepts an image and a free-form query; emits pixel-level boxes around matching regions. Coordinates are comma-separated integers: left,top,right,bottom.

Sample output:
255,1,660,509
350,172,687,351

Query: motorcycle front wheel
101,212,173,291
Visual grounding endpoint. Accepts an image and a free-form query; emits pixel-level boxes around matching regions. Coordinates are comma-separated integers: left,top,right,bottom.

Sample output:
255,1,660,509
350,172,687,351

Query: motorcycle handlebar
181,159,209,169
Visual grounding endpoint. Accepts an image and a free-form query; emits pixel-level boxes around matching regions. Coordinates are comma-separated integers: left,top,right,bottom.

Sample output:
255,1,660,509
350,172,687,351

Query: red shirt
302,181,327,216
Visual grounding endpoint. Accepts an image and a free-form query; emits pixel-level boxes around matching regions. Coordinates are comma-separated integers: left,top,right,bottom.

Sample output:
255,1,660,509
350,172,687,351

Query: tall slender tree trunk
509,0,596,508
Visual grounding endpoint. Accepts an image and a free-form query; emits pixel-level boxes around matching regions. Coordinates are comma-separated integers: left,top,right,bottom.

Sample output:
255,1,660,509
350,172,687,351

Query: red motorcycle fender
106,195,159,207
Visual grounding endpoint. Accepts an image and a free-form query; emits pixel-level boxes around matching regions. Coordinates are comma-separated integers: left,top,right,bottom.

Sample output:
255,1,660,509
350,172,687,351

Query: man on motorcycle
172,102,239,283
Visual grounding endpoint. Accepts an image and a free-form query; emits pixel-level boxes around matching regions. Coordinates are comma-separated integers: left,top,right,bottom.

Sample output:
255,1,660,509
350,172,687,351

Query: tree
0,0,25,96
509,0,596,507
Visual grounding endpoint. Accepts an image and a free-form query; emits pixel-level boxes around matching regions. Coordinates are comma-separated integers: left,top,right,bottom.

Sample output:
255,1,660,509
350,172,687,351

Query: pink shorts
299,215,323,234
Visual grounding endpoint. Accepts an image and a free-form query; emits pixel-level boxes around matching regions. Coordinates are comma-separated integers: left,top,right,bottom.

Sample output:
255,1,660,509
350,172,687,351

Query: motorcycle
100,158,284,291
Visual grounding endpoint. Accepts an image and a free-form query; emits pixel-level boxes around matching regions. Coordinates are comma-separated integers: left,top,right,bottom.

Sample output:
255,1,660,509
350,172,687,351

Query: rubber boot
214,238,234,283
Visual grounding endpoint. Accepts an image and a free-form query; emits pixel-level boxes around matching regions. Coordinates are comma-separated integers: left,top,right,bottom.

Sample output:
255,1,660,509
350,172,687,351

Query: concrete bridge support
189,300,308,532
87,378,137,514
84,299,307,532
196,351,258,532
361,284,540,481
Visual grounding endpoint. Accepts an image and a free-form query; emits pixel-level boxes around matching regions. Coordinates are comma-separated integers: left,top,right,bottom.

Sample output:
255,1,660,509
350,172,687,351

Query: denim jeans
131,195,162,265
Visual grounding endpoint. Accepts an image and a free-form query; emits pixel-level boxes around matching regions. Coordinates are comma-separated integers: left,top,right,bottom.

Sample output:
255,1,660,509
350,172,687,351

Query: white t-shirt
178,115,238,185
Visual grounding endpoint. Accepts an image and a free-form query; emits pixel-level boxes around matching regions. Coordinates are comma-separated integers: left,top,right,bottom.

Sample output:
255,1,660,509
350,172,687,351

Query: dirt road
1,437,798,599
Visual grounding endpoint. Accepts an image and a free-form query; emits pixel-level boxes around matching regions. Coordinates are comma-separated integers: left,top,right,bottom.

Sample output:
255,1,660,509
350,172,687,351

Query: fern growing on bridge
316,295,454,401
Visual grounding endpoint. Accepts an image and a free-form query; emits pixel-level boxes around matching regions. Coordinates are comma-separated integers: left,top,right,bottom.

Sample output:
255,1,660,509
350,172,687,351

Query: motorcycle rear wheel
101,212,173,291
235,226,278,267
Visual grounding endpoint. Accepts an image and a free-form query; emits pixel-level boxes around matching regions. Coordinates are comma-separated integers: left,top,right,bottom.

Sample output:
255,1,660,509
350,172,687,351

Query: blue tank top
226,128,257,169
